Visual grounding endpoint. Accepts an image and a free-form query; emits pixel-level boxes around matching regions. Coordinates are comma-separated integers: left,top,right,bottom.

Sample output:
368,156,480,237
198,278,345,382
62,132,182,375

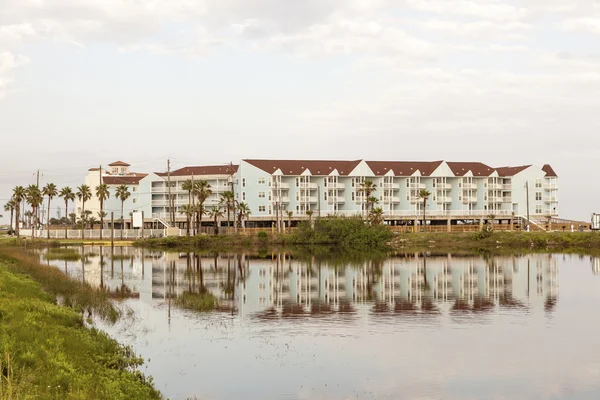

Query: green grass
0,257,161,399
174,291,218,312
44,247,82,261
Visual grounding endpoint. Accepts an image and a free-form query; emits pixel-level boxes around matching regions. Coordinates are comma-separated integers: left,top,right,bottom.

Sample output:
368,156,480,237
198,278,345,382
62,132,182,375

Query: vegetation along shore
0,248,161,400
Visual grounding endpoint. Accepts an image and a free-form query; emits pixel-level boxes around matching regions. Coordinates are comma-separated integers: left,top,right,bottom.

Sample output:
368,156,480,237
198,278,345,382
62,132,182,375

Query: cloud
0,52,29,99
562,17,600,35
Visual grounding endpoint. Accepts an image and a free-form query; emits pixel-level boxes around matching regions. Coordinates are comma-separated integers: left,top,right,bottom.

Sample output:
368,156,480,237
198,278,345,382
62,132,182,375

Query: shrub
257,231,268,242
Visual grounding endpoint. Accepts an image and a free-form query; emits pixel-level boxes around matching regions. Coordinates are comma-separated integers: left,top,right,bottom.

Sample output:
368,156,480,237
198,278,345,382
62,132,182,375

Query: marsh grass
175,291,218,312
0,260,161,399
43,247,82,261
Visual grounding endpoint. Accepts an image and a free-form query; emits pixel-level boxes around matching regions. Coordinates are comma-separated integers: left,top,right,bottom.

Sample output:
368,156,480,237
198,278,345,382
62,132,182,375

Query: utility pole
525,180,530,232
167,159,173,227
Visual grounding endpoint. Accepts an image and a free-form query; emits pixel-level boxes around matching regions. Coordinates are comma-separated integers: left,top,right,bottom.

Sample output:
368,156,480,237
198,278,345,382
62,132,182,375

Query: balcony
273,196,290,204
381,183,400,190
544,185,558,191
461,183,477,190
488,183,502,190
436,183,452,190
298,182,318,190
297,196,318,203
502,197,512,203
436,197,452,203
327,197,346,204
152,186,166,193
409,183,426,190
544,198,558,203
502,184,512,191
461,196,477,203
326,182,346,190
381,196,400,203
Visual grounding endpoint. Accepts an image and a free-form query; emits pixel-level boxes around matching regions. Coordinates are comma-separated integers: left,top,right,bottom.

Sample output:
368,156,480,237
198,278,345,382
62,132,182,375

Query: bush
257,231,268,242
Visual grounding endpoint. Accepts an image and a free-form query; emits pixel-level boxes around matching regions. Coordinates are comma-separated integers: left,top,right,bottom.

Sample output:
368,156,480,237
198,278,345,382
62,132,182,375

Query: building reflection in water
44,248,562,319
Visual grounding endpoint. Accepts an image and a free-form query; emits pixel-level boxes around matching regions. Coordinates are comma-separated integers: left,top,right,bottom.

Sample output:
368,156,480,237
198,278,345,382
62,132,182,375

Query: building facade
77,159,559,228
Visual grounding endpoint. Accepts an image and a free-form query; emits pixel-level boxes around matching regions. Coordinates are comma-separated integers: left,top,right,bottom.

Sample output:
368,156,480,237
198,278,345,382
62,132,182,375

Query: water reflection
43,247,560,319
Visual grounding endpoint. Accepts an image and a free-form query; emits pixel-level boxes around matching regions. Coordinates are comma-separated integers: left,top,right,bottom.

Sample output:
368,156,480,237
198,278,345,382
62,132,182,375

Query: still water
43,247,600,400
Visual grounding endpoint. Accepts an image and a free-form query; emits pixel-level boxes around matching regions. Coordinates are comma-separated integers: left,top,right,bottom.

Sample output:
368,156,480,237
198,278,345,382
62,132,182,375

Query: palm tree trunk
227,206,230,235
121,201,124,240
422,199,427,232
47,197,51,239
186,215,190,236
199,204,204,235
65,201,68,239
10,208,14,234
99,200,103,240
15,203,20,237
81,201,85,240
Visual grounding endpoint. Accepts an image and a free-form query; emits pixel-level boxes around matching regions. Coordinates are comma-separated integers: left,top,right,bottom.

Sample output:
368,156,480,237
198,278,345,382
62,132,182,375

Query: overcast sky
1,0,600,221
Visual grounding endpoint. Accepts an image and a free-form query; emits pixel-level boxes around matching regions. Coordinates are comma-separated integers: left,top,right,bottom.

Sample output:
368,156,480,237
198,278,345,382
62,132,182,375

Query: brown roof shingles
244,159,362,176
103,174,147,185
108,161,131,167
366,161,443,177
542,164,558,177
446,162,495,177
495,165,531,177
170,165,238,177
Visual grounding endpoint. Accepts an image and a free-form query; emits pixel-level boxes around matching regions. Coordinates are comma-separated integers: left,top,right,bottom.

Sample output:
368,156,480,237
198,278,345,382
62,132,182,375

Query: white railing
462,197,477,203
461,183,477,190
502,197,512,203
544,198,558,203
298,182,318,189
381,183,399,190
436,197,452,203
488,183,502,190
409,183,426,190
544,185,558,191
502,184,512,190
18,229,166,239
436,183,452,190
327,197,346,204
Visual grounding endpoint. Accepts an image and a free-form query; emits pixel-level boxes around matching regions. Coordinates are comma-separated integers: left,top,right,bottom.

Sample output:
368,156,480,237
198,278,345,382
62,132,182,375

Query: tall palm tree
76,185,92,239
4,199,16,234
358,179,377,219
26,185,43,238
220,191,235,234
60,187,75,238
237,202,251,233
209,205,224,235
115,184,131,240
42,183,58,239
95,184,110,239
418,189,431,232
286,210,293,233
369,207,384,225
194,180,212,235
179,204,194,237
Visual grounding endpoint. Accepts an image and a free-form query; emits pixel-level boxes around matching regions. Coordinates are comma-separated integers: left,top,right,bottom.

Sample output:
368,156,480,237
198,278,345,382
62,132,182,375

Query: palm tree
306,209,314,229
182,179,195,233
367,196,379,212
95,184,110,239
115,184,131,240
4,199,16,234
418,189,431,232
179,204,194,237
194,180,212,235
369,207,384,225
220,191,235,234
358,179,377,219
76,185,92,239
60,187,75,238
26,185,43,238
88,216,98,230
209,205,224,235
42,183,58,239
286,211,293,233
237,202,251,233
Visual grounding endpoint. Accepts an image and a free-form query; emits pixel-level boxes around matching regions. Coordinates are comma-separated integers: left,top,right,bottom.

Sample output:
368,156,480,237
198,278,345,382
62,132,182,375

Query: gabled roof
88,168,100,172
244,159,362,176
108,161,130,167
103,174,147,185
447,162,495,177
495,165,531,177
542,164,558,177
365,161,443,177
170,165,238,177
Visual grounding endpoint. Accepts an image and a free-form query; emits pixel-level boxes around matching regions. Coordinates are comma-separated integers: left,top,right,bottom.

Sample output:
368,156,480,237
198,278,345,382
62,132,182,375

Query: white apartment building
77,159,558,228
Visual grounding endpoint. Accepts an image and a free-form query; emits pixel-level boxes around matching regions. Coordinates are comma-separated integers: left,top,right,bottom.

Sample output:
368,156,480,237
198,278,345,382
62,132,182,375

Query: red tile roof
244,159,362,176
88,168,100,171
542,164,558,177
108,161,130,167
170,165,238,177
366,161,443,176
495,165,531,177
447,162,495,177
103,174,147,185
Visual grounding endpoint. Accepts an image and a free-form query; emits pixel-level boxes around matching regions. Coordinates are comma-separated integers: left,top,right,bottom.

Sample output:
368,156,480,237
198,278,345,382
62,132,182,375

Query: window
535,192,542,201
535,179,542,188
242,192,246,201
352,192,355,201
268,192,272,201
132,187,137,192
242,178,246,187
133,198,137,204
432,180,436,188
258,177,266,185
324,179,327,187
268,206,272,214
536,205,542,214
258,192,266,198
258,205,266,212
406,180,410,188
324,192,327,200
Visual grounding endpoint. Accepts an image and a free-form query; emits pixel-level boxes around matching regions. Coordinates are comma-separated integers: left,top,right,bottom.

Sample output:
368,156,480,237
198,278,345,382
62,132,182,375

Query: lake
42,247,600,400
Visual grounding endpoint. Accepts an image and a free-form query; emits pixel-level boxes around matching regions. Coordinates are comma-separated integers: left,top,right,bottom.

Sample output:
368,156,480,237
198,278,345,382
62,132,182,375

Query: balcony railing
461,196,477,203
381,196,401,203
461,183,477,190
488,183,502,190
409,183,426,189
435,183,452,190
298,182,318,189
436,197,452,203
381,183,400,190
327,197,346,204
502,184,512,191
544,198,558,203
544,185,558,191
325,183,346,190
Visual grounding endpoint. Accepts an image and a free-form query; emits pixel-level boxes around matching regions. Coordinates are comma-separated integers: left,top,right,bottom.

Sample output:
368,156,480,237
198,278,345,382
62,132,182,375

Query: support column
141,211,145,238
414,219,419,233
479,218,484,230
111,212,114,246
447,218,451,232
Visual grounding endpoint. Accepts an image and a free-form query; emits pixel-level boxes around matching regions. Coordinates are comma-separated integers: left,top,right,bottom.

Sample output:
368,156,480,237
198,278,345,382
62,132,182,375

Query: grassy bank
390,231,600,253
0,249,161,399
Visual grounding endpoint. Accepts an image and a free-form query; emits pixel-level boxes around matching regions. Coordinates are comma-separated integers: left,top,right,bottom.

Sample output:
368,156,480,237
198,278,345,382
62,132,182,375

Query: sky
1,0,600,222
